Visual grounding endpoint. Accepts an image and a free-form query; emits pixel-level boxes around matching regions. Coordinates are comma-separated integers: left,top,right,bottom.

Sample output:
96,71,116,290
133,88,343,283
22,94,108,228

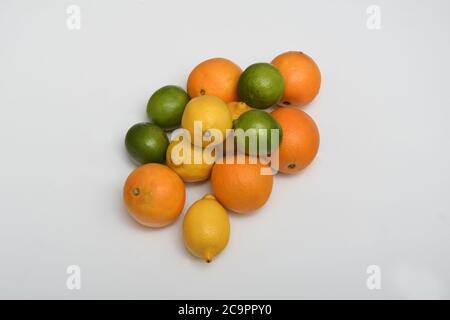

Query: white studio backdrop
0,0,449,299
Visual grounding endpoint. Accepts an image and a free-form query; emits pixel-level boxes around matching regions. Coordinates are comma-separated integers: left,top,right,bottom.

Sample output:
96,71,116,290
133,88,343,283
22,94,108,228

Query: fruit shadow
115,184,205,266
227,207,265,219
124,150,142,167
273,158,321,181
116,184,218,265
176,207,264,266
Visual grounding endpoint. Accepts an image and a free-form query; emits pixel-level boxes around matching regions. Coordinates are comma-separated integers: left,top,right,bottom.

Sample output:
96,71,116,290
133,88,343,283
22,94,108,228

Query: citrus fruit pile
123,51,321,263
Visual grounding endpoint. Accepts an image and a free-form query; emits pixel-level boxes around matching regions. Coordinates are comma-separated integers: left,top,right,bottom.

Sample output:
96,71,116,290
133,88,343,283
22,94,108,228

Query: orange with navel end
271,107,320,174
123,163,185,227
211,155,273,213
187,58,242,103
271,51,321,107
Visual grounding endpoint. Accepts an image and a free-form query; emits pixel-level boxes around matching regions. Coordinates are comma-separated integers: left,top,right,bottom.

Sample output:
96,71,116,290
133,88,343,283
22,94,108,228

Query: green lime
233,110,282,156
147,85,190,129
237,63,285,109
125,122,169,165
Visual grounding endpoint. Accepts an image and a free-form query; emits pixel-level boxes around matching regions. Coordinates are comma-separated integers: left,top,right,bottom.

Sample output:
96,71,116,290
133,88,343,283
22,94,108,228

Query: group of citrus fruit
123,51,321,263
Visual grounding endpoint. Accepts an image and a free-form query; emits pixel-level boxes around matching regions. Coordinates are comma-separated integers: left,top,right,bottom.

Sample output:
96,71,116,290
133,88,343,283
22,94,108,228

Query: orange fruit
123,163,185,227
271,107,319,174
187,58,242,103
271,51,321,107
211,155,273,213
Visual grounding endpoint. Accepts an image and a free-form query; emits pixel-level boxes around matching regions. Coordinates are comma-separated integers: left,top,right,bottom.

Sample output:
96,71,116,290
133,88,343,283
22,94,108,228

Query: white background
1,0,449,299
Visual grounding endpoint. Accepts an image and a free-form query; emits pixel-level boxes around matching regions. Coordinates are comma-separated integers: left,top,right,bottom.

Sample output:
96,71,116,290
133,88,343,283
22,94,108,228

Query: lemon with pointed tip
166,138,215,182
226,101,252,121
183,194,230,263
181,95,232,148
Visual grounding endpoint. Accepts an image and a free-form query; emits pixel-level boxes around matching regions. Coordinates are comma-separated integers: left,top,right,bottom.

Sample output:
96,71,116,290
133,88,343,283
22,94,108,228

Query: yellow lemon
226,101,252,121
166,139,215,182
181,95,232,147
183,194,230,263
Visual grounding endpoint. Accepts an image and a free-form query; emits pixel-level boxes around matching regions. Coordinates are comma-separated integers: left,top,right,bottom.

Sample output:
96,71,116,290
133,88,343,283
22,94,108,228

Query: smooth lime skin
147,85,190,129
125,122,169,165
237,63,285,109
233,110,282,156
